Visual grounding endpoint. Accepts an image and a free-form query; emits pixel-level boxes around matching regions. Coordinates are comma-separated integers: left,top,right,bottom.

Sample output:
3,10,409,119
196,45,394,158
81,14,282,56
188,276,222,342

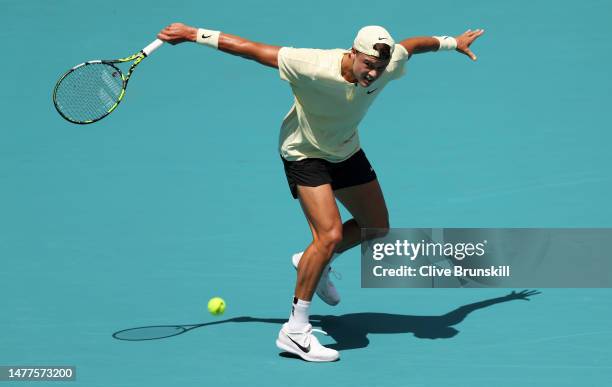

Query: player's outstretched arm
157,22,281,68
399,29,484,61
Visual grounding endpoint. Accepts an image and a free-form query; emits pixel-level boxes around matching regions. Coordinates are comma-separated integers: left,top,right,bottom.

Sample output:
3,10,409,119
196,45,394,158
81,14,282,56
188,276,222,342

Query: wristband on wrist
196,28,221,49
433,36,457,51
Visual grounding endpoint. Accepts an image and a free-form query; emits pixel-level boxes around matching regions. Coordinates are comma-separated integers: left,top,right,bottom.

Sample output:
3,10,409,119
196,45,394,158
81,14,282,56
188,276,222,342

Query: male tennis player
157,23,484,362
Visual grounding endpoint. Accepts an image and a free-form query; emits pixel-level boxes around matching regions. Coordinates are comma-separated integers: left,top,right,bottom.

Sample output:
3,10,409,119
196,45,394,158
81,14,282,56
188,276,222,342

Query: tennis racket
52,39,164,124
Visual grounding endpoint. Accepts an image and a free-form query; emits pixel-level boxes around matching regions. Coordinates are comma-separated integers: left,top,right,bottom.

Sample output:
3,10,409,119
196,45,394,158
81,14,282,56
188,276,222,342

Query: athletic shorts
280,149,377,199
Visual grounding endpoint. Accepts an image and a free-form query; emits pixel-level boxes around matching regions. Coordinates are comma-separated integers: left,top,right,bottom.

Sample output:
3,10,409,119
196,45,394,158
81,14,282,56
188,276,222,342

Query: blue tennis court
1,0,611,385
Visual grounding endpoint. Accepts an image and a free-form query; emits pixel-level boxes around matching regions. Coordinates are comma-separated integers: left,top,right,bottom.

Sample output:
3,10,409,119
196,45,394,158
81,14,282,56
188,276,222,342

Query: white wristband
196,28,221,49
433,36,457,51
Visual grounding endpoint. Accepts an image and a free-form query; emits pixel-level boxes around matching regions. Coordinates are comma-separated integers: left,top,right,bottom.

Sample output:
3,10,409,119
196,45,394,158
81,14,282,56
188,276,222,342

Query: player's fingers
465,29,480,38
463,48,477,61
157,33,178,45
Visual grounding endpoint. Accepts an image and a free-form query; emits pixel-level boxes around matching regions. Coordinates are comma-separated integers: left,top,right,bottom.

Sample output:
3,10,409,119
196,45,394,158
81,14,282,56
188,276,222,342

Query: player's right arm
157,22,281,68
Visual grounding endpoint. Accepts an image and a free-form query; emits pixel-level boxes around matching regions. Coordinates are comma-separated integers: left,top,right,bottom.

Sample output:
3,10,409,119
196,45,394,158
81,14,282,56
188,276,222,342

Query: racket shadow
112,290,540,351
112,317,285,341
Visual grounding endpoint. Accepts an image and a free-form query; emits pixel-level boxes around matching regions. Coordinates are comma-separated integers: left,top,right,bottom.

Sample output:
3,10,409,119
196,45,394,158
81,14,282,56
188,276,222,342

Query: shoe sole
276,339,339,362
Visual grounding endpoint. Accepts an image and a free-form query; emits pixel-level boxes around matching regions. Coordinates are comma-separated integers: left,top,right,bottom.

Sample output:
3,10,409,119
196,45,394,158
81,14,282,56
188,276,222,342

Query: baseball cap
353,26,395,58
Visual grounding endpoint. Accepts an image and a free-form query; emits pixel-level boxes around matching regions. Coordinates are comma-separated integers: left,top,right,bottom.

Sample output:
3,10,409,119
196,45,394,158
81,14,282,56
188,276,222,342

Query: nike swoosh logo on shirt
378,37,387,40
288,337,311,353
367,88,378,95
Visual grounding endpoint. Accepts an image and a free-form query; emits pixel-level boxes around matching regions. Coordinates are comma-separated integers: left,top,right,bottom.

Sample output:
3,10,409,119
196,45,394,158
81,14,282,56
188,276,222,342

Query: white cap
353,26,395,58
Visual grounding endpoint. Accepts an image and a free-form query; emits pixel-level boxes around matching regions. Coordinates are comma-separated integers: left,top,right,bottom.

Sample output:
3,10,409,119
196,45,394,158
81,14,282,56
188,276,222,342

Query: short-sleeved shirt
278,44,409,162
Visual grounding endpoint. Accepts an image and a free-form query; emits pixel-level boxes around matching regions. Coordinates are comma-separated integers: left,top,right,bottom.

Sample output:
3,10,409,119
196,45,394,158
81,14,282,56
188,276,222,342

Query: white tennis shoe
292,252,341,306
276,323,339,362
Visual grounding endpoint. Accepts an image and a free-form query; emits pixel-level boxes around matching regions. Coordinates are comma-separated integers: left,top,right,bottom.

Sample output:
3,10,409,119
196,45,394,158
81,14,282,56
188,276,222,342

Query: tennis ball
207,297,226,316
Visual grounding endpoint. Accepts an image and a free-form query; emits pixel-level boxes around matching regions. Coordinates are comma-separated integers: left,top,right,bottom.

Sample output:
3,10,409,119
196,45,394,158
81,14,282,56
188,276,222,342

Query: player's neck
341,53,357,84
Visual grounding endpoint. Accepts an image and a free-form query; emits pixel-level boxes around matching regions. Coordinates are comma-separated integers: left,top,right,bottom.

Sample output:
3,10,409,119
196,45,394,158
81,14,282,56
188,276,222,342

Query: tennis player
157,23,484,362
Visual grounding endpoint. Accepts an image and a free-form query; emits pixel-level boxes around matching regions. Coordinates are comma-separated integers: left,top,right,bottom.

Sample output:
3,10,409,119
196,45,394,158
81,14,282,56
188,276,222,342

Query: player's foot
292,252,340,306
276,323,339,362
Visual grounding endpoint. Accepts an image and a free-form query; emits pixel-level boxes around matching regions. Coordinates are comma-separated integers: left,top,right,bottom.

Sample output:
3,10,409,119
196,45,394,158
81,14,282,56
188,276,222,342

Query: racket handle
142,39,164,56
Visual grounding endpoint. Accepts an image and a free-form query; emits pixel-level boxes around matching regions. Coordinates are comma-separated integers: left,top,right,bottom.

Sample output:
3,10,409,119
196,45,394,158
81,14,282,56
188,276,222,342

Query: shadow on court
113,290,540,352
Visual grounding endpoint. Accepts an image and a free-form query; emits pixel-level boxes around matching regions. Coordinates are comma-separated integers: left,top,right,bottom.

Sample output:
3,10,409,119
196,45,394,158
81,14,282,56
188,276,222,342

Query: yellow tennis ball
207,297,226,316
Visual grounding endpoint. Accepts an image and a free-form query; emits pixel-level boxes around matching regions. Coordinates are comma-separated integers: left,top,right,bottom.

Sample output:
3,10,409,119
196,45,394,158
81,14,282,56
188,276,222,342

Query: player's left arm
399,29,485,61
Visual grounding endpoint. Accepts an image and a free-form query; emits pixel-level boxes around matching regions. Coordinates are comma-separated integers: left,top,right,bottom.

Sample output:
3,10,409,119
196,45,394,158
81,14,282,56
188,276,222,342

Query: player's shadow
112,290,539,352
242,290,540,351
316,290,540,350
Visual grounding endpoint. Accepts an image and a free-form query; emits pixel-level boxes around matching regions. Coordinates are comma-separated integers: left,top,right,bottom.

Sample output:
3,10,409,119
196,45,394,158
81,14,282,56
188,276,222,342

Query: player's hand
157,22,198,45
455,28,485,61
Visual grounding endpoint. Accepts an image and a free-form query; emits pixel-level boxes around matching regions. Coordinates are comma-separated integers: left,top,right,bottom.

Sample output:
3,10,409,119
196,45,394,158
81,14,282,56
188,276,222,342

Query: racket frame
52,39,163,124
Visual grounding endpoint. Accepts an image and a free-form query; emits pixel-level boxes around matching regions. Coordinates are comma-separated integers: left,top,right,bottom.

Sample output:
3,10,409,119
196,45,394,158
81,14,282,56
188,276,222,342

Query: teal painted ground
1,0,611,386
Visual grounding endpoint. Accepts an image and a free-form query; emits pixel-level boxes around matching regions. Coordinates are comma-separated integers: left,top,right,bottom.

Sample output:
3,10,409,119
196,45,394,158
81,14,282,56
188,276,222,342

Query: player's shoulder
391,44,410,62
382,45,410,81
279,47,344,66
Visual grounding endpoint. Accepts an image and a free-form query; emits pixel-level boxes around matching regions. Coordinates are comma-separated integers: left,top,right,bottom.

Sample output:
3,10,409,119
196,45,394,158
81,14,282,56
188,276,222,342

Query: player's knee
358,216,389,239
358,216,390,232
372,224,390,240
375,217,390,231
380,218,390,235
377,225,390,238
316,226,343,252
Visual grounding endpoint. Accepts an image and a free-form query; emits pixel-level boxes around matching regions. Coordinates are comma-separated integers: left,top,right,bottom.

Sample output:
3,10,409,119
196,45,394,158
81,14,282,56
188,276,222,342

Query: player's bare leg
293,184,343,300
291,178,390,308
333,178,390,252
276,183,341,362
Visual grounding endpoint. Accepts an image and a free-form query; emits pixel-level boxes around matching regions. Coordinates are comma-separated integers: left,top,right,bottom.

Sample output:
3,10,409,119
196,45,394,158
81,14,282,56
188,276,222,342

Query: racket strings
54,63,124,123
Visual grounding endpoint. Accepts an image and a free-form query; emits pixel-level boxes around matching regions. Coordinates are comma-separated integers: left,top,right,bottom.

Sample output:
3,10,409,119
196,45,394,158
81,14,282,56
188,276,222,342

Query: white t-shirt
278,44,409,162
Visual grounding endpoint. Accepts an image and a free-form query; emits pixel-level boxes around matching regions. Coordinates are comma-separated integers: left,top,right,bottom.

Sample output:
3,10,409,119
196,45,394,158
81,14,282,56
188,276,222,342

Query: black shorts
281,149,377,199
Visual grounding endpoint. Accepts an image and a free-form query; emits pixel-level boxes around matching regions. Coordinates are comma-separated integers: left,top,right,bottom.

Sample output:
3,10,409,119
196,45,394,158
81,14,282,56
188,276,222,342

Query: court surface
1,0,611,386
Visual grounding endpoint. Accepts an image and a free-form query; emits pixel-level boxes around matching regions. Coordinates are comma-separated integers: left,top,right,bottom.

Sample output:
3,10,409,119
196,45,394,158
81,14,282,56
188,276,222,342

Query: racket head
52,61,126,124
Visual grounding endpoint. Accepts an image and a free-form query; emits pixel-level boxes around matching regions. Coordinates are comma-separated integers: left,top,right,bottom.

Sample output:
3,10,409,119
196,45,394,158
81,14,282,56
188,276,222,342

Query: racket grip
142,39,164,56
